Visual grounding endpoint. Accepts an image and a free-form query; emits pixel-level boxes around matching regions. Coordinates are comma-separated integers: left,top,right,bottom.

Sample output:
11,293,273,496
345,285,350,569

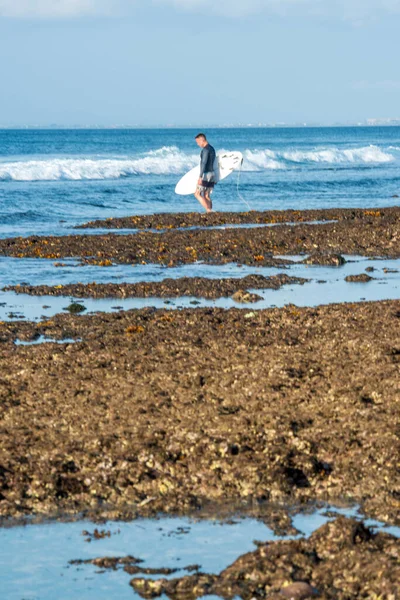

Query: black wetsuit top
200,144,216,178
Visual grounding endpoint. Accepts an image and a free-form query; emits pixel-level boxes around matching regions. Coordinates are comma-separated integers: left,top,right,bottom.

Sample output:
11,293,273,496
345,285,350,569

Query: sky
0,0,400,127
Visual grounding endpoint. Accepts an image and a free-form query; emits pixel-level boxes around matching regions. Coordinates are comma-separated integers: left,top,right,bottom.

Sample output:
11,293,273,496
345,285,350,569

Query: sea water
1,256,399,322
1,507,399,600
1,126,400,239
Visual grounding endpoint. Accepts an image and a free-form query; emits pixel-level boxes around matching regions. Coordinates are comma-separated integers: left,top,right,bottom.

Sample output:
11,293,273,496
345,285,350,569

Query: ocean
1,126,400,239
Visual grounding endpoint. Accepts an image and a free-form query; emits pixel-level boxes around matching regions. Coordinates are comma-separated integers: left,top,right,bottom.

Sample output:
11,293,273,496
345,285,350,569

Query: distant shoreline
1,124,400,131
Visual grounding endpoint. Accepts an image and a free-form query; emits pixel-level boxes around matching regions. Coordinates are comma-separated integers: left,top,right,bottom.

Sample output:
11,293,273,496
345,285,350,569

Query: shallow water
1,506,398,600
1,256,399,322
0,256,292,289
2,516,275,600
69,220,338,236
14,336,81,346
0,220,339,240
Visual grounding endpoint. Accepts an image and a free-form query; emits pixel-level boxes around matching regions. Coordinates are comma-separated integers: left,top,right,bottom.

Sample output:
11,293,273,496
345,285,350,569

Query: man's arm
199,146,209,179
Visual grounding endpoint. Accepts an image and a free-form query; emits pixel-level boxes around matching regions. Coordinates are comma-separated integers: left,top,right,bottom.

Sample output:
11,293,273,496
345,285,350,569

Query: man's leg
204,191,213,212
194,188,212,212
204,175,215,212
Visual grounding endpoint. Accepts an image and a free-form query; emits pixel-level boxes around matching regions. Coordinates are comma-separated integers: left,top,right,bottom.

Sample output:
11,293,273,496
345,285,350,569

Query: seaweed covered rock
303,253,346,267
130,517,400,600
345,273,374,283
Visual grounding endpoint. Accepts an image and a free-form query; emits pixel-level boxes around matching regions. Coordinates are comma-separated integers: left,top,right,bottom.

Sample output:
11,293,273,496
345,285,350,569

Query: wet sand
1,300,399,526
0,207,399,266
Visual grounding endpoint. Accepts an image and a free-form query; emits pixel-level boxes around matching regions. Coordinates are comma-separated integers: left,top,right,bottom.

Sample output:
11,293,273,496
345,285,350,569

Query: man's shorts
197,171,216,195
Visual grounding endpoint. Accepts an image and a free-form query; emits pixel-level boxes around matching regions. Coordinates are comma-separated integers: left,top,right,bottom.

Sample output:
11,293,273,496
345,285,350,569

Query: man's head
195,133,208,148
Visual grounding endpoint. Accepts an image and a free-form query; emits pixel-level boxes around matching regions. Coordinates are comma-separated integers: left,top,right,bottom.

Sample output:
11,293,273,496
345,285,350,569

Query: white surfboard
175,151,243,196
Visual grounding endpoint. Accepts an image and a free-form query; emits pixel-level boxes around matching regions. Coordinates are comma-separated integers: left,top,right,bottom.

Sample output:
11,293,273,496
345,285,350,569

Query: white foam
0,146,198,182
242,144,394,170
0,144,395,182
282,145,394,164
240,144,395,171
243,149,286,171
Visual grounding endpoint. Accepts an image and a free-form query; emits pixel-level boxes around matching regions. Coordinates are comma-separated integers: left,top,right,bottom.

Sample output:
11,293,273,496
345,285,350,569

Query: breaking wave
244,145,395,170
0,144,395,182
0,147,198,182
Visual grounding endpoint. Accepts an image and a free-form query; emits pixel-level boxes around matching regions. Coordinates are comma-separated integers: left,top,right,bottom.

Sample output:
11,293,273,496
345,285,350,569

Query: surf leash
236,157,253,212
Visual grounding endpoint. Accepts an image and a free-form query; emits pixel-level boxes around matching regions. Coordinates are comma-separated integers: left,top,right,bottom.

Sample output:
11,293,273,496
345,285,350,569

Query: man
194,133,217,213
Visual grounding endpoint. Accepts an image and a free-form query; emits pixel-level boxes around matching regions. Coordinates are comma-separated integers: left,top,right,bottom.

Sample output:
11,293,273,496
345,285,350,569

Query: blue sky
0,0,399,126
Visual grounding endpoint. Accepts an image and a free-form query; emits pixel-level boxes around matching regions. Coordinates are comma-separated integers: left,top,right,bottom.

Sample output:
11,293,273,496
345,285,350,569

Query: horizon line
1,122,400,131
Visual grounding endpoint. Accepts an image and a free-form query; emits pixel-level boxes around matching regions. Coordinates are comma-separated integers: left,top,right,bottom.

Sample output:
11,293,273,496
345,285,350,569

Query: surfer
195,133,216,213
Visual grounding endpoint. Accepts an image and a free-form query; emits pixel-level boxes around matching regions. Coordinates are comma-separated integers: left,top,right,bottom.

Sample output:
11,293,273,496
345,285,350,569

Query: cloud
155,0,316,18
157,0,400,19
1,0,400,19
0,0,112,18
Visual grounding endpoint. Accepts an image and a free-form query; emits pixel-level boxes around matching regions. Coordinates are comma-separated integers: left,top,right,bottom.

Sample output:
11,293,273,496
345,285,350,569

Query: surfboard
175,151,243,196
